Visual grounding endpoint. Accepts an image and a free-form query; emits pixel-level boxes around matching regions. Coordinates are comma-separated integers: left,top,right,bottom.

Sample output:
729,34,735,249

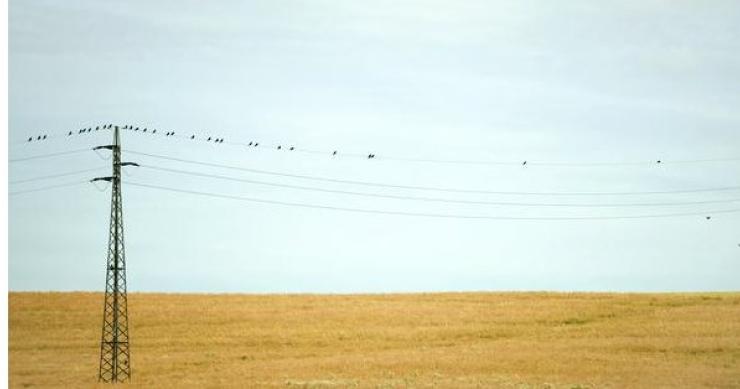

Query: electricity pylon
92,125,138,382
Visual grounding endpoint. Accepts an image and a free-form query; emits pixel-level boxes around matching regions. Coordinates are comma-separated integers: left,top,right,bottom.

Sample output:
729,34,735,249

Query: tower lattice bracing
95,126,131,382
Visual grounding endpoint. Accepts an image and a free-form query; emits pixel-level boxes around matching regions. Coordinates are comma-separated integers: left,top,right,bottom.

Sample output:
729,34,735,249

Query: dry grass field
8,292,740,388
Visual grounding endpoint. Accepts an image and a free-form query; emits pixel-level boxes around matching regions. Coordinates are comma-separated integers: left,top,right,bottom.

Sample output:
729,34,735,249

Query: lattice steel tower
92,125,138,382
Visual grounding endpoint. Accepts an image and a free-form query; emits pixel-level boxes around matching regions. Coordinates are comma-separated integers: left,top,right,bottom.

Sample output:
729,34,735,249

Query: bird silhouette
522,161,527,166
143,128,147,132
248,142,253,146
255,142,259,146
277,145,282,150
68,131,72,136
332,150,337,156
208,137,212,141
706,216,711,220
657,160,662,164
37,136,41,140
27,137,32,142
95,126,99,131
289,146,294,150
87,128,92,132
152,129,156,134
42,135,47,139
191,135,195,139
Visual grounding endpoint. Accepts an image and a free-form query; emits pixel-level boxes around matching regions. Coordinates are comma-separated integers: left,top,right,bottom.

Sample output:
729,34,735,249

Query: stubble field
8,292,740,388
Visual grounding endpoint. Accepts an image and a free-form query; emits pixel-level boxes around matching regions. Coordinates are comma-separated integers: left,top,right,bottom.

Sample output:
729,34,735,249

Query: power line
9,181,87,196
114,125,740,166
10,167,108,184
20,123,740,167
128,150,740,197
125,181,740,221
9,148,92,163
141,165,740,208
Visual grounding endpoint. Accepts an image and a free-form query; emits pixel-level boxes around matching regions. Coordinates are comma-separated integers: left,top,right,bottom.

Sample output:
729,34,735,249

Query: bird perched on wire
289,146,294,150
27,137,32,142
255,142,259,146
522,161,527,166
68,131,72,136
332,150,337,156
42,135,47,140
248,141,253,146
207,137,212,141
277,145,282,150
191,135,195,139
37,136,41,140
706,216,711,220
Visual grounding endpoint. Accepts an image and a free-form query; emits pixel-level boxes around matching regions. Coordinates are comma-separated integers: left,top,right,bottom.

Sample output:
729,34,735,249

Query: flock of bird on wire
24,124,380,159
15,123,740,223
29,124,688,165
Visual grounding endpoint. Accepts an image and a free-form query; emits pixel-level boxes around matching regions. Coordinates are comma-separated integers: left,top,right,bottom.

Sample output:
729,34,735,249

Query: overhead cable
10,167,109,184
9,148,92,163
141,165,740,208
125,181,740,221
128,150,740,197
9,181,88,196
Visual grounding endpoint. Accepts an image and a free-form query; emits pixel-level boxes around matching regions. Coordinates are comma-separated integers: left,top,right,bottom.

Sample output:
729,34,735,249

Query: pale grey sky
9,1,740,292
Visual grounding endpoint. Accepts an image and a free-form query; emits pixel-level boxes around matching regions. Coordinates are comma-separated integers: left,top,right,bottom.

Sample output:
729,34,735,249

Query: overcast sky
9,1,740,292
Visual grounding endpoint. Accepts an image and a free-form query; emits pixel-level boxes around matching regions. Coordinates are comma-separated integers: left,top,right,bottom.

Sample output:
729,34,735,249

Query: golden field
8,292,740,388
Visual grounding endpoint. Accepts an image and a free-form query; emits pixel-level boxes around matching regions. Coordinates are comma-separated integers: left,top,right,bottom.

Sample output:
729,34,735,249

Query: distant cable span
127,150,740,197
138,129,740,167
10,167,109,184
125,181,740,221
141,165,740,208
9,148,92,163
9,181,87,196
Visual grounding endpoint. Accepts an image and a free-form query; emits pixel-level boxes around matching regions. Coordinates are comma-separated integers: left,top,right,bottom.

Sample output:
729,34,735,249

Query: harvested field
8,292,740,388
